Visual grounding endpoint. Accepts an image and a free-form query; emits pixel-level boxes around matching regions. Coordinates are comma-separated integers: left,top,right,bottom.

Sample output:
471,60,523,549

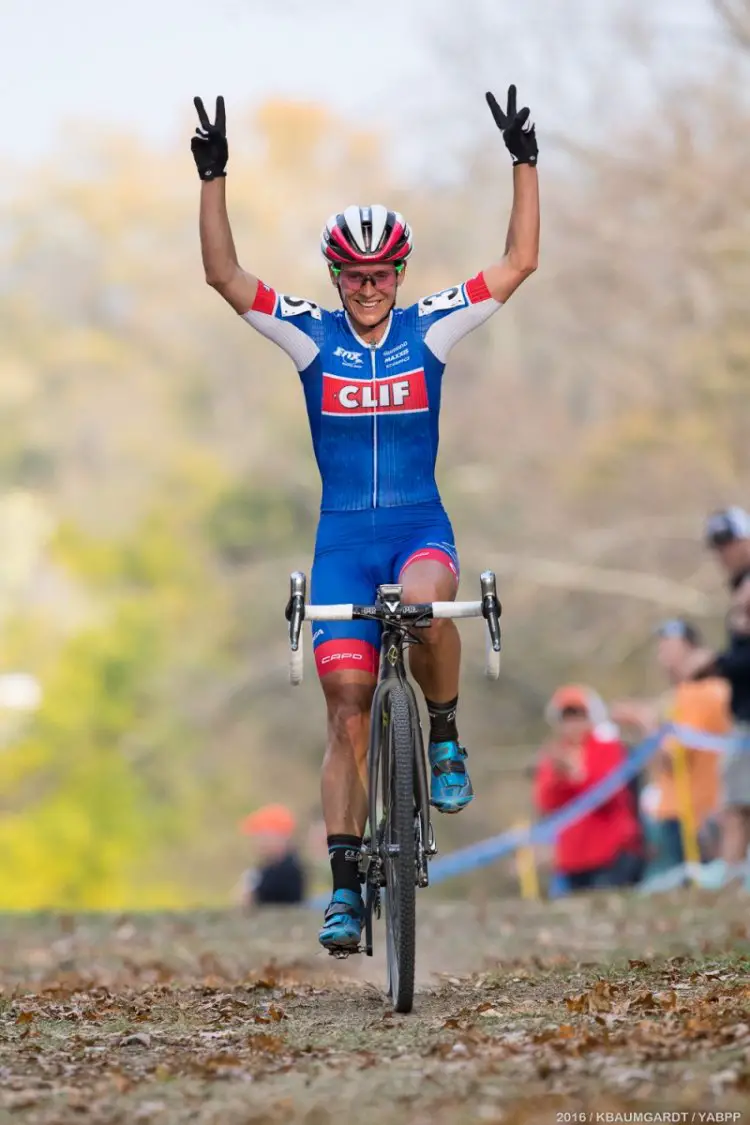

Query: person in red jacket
535,685,643,891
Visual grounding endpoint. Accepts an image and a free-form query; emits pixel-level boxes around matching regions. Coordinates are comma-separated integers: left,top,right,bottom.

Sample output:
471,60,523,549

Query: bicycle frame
284,569,502,970
365,586,434,906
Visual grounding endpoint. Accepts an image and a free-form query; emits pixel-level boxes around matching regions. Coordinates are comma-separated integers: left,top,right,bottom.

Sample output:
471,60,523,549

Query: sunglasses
332,264,403,292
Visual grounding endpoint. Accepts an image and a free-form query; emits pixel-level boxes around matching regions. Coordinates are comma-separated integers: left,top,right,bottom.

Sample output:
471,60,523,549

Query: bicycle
285,571,502,1013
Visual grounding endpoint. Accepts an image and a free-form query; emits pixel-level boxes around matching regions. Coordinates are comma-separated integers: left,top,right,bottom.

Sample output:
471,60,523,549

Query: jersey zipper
370,344,378,508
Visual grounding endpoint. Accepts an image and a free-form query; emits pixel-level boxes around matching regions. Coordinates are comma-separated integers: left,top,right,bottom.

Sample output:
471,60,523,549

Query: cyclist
191,86,540,949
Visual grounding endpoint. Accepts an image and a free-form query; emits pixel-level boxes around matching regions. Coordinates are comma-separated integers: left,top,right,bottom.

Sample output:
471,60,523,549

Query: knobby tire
383,689,417,1013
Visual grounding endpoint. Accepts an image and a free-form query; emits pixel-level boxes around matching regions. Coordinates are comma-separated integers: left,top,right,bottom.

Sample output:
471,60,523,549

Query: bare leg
400,559,460,703
320,672,375,837
721,806,750,865
400,559,472,812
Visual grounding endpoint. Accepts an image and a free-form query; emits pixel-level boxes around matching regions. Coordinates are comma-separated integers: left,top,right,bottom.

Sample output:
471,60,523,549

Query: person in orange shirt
235,804,306,909
612,620,729,875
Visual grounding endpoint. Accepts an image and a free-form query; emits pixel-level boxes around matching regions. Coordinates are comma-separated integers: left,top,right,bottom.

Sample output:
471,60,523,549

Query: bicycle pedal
326,945,363,959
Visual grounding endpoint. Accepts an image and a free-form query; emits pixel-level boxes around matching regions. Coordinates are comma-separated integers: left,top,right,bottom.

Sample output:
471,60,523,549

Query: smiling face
330,263,405,339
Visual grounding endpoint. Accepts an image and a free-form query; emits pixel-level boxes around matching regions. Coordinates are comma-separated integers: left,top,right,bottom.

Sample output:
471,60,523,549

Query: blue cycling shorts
311,501,459,678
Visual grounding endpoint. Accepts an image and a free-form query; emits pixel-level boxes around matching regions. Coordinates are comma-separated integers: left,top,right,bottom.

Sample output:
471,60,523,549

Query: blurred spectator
534,685,643,892
236,804,306,908
692,508,750,877
612,620,727,878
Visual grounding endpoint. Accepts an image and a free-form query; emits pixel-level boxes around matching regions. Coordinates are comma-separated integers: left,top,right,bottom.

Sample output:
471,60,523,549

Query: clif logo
322,369,429,416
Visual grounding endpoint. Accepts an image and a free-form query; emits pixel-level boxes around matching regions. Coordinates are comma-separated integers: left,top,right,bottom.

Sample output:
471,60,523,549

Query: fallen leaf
121,1031,151,1048
246,1032,285,1054
627,989,657,1011
134,1102,167,1121
588,990,612,1013
3,1094,40,1110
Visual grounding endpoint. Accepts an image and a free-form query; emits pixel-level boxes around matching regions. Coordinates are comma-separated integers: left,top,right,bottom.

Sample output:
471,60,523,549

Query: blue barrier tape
669,724,750,754
305,720,739,907
426,727,663,886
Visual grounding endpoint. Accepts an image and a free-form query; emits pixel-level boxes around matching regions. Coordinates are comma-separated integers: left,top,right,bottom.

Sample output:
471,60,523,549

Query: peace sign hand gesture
485,85,538,167
191,96,229,181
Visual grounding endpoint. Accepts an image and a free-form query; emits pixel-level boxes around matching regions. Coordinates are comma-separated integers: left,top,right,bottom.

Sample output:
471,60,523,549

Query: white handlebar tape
289,632,304,685
485,632,501,680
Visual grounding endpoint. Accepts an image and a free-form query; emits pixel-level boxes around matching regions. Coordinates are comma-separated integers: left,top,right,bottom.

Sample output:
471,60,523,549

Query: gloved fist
485,84,538,167
191,96,229,181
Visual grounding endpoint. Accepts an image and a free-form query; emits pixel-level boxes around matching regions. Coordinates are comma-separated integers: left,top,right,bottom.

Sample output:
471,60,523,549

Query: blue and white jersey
243,275,501,512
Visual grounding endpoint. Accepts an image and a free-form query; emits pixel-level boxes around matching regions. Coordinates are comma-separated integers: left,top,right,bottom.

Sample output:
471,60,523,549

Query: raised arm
192,96,258,315
481,85,540,305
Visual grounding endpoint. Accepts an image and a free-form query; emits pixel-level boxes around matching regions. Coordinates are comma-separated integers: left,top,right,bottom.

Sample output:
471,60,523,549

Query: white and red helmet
321,205,413,266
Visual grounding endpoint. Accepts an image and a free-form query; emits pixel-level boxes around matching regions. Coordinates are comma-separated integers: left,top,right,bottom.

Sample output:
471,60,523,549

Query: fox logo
333,346,363,366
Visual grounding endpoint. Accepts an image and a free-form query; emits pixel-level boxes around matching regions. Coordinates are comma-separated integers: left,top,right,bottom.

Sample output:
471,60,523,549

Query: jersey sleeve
414,272,502,362
241,282,324,373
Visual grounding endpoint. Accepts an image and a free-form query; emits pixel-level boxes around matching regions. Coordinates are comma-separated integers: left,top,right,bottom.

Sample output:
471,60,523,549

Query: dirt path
1,892,750,1124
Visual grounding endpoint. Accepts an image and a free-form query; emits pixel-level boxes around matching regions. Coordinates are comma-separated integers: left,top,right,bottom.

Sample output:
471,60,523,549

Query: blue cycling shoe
318,888,365,951
429,740,474,814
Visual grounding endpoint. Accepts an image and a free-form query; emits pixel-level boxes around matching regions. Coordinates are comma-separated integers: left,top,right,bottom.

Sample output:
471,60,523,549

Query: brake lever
288,571,306,650
480,570,502,653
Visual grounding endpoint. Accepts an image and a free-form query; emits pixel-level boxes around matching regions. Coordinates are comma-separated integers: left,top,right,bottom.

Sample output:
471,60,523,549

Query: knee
418,615,453,646
401,584,452,646
400,567,457,648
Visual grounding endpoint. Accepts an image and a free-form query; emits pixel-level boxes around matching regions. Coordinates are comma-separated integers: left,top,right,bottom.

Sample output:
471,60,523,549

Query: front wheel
382,689,417,1013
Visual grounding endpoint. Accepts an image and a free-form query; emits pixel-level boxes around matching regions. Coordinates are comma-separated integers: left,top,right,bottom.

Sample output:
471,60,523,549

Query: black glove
485,84,538,167
191,96,228,181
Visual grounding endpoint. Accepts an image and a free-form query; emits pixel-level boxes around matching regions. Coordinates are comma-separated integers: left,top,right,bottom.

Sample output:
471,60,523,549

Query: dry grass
1,890,750,1124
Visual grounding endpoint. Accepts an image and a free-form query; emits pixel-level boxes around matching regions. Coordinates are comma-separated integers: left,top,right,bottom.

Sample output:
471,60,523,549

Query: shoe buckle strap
324,900,361,923
432,758,467,778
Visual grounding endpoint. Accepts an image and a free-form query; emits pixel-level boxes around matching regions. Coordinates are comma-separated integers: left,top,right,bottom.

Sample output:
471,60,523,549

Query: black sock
426,696,459,743
328,834,363,894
